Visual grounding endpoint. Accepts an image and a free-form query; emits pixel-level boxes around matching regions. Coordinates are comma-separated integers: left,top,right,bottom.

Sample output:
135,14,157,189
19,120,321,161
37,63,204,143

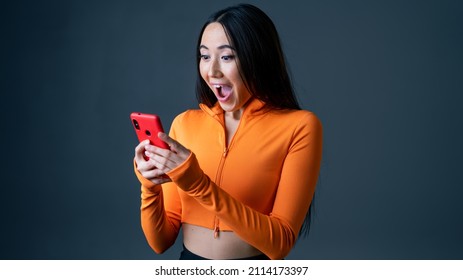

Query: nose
208,58,223,78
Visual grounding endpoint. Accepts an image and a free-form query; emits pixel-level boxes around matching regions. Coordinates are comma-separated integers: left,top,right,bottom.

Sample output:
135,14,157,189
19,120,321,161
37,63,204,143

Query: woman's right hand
134,139,172,186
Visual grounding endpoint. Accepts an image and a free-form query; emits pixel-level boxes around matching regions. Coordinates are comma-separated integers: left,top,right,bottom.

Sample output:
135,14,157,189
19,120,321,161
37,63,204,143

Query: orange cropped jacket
134,98,322,260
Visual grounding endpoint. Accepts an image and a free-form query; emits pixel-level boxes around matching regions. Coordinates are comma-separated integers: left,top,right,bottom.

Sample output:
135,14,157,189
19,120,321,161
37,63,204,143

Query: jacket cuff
166,152,203,191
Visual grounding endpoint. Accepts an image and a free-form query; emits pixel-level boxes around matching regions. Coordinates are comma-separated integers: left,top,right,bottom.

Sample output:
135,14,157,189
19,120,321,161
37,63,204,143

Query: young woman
133,4,322,260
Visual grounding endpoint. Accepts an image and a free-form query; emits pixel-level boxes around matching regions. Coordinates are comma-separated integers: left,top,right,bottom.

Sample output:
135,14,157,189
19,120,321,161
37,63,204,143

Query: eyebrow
199,44,236,51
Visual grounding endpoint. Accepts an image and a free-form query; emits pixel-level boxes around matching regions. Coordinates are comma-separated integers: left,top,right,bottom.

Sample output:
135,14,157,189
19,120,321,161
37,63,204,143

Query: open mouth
213,84,232,101
214,85,225,98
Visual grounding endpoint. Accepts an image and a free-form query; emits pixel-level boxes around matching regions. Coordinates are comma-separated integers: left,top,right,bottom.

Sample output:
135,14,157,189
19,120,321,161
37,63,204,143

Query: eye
221,55,235,61
200,54,210,60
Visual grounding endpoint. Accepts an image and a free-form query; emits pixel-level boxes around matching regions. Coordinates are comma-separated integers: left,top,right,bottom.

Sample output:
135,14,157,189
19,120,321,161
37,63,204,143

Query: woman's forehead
200,23,231,47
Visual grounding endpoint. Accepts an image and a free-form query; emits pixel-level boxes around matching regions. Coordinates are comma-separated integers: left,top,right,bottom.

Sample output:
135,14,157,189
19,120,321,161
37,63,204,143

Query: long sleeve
166,113,323,260
134,168,182,254
134,128,183,254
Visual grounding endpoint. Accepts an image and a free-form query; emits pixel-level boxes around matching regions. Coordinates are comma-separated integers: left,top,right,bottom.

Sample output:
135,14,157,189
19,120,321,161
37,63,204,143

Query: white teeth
214,85,222,88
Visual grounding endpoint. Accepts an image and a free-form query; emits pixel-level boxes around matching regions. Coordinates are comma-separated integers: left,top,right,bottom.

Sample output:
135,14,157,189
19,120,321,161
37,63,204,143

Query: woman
133,4,322,260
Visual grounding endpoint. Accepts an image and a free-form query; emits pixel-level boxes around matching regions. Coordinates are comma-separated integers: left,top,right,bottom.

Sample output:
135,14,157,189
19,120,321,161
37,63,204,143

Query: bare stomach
183,223,263,259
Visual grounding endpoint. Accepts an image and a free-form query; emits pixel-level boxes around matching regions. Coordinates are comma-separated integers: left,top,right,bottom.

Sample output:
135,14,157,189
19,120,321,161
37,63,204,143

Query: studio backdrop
1,0,462,259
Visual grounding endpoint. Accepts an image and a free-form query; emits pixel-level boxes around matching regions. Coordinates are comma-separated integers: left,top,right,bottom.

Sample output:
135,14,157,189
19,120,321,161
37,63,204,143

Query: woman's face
199,22,252,114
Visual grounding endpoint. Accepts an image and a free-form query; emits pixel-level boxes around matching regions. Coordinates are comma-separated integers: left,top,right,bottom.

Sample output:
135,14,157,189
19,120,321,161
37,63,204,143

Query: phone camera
145,130,151,136
133,119,140,130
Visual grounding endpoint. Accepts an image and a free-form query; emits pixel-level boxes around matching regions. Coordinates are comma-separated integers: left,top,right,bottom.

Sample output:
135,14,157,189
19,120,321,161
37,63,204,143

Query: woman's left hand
144,132,191,178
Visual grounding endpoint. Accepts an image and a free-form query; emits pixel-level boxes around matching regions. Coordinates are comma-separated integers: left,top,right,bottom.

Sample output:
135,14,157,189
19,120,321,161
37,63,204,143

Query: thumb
158,132,190,156
158,132,191,159
158,132,177,150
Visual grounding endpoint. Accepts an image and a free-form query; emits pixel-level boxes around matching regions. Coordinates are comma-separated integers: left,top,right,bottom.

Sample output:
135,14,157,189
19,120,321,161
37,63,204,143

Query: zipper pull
214,222,220,239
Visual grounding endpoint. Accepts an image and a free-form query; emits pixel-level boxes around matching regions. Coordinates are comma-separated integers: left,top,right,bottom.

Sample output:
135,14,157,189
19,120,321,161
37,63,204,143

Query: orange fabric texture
134,98,322,260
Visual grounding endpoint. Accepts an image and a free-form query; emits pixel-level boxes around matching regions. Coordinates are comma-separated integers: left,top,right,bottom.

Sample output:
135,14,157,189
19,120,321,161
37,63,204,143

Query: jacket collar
199,98,266,119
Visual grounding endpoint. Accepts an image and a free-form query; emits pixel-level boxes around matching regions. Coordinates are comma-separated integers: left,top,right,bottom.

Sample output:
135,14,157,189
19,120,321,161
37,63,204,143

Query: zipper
213,146,228,238
214,219,220,239
212,111,245,238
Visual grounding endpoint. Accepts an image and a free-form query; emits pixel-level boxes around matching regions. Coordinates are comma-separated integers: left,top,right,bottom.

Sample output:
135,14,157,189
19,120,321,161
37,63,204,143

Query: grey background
2,0,462,259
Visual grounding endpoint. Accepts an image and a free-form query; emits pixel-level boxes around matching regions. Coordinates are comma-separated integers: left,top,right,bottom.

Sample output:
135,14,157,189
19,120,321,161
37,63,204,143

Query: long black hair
195,4,314,237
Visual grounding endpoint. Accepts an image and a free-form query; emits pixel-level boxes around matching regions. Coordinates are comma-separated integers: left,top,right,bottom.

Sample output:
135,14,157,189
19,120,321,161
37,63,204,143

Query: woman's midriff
183,223,263,259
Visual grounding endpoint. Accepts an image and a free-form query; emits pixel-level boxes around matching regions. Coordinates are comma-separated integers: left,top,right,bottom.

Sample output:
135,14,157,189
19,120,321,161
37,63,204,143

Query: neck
224,97,254,121
225,108,244,121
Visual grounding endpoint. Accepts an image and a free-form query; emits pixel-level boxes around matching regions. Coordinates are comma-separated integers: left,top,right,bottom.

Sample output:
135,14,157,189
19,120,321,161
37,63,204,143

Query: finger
145,151,178,171
145,147,187,170
157,133,191,159
144,143,171,158
135,160,152,176
137,156,159,172
134,140,150,162
140,168,168,180
158,132,182,152
144,144,185,167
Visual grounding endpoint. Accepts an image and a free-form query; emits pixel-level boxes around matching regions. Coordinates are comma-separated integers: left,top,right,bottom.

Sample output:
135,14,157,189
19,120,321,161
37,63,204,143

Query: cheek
230,71,246,91
227,64,243,85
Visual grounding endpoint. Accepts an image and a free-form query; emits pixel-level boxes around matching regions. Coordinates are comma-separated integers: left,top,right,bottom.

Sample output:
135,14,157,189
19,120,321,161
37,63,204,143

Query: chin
219,102,238,112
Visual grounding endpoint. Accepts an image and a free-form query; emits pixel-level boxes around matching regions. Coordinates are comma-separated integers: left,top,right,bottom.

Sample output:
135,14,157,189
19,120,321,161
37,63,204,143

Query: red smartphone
130,112,169,150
